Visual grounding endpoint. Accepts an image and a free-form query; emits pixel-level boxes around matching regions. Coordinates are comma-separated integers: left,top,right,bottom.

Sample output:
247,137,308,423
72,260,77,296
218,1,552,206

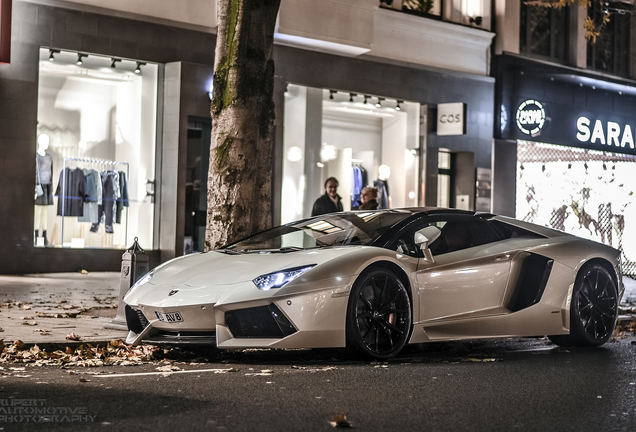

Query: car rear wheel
346,269,412,359
549,264,618,347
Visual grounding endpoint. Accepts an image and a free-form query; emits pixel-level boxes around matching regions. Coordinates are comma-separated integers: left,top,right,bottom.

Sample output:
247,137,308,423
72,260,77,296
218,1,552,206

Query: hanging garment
78,169,101,224
351,166,364,209
116,171,129,224
55,168,86,216
90,171,119,234
374,179,390,209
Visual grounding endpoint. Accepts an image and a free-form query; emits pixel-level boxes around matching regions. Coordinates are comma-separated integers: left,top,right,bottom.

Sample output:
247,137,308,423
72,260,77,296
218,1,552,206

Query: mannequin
374,164,392,209
35,134,54,247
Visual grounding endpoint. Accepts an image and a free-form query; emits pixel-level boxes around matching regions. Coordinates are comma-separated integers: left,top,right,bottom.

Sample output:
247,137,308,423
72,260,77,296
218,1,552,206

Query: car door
414,216,515,323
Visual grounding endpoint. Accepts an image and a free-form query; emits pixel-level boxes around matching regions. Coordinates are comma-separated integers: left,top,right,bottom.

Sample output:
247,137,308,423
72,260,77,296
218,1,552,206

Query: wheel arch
349,260,415,324
577,257,619,289
358,260,413,297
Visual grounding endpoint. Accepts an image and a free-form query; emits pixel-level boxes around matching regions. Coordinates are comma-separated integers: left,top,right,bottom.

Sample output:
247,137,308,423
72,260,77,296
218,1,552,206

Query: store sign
437,102,466,136
516,99,545,136
576,117,635,149
0,0,11,65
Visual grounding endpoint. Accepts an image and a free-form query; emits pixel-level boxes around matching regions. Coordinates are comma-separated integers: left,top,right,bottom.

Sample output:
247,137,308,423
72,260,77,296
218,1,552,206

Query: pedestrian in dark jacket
311,177,343,216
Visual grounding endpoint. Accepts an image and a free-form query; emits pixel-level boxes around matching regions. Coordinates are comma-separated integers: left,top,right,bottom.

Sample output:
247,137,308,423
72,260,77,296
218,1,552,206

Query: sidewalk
0,272,127,348
0,272,634,349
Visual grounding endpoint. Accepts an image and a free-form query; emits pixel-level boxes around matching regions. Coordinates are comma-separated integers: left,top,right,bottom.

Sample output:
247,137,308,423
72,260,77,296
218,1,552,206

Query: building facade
493,0,636,276
0,0,495,274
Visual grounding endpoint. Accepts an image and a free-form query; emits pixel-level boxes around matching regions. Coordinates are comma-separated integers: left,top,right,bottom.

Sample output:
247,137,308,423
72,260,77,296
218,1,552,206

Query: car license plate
155,311,184,323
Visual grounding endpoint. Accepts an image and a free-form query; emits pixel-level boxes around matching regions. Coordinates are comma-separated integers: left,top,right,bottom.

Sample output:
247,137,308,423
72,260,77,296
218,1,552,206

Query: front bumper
125,279,353,349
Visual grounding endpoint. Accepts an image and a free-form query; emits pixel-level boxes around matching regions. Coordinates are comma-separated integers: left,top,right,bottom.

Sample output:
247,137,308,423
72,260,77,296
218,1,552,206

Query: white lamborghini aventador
124,208,624,359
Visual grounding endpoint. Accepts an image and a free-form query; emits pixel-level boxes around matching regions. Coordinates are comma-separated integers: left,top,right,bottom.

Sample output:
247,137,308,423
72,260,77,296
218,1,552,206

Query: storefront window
516,140,636,276
587,1,631,77
35,48,158,249
520,2,568,63
281,84,420,224
381,0,443,18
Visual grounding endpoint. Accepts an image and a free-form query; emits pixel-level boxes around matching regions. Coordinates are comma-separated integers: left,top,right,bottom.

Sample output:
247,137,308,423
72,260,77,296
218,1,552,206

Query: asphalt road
1,336,635,432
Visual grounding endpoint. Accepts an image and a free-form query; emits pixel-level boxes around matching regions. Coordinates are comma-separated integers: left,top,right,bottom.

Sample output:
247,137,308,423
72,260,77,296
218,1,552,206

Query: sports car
124,208,624,359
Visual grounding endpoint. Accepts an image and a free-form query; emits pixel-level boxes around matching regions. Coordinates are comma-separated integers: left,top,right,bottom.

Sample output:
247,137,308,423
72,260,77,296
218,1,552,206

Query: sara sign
437,102,466,136
576,117,635,149
516,100,545,136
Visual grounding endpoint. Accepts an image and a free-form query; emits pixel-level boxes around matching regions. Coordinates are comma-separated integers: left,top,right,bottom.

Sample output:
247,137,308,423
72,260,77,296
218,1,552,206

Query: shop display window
35,48,158,249
281,84,420,224
516,140,636,276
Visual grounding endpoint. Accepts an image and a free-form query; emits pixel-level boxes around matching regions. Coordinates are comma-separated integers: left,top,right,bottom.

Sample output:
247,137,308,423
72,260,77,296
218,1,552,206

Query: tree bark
205,0,281,250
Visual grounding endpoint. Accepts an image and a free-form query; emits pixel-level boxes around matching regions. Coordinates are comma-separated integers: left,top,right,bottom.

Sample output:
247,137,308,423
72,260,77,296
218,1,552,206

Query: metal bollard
105,237,149,330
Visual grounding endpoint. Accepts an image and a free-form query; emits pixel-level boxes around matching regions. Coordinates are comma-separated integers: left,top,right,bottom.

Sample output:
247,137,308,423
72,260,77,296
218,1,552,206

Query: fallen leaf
156,365,181,372
463,358,498,363
66,333,82,341
79,378,90,382
329,413,352,428
22,321,38,326
20,316,36,320
14,340,26,351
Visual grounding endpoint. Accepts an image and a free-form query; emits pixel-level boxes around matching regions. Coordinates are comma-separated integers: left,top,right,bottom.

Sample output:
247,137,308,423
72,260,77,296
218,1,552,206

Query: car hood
148,250,325,286
124,247,368,307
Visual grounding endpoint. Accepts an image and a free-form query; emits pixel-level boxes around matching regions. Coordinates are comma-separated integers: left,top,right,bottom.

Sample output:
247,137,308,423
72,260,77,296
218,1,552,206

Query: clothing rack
60,157,130,248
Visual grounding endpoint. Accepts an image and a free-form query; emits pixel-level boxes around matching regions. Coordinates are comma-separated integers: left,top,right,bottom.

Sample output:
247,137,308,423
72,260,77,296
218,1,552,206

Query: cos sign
516,100,546,136
437,102,466,136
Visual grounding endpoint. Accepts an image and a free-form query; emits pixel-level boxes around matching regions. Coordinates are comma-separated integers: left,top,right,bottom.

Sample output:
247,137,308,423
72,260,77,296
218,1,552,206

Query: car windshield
223,211,412,252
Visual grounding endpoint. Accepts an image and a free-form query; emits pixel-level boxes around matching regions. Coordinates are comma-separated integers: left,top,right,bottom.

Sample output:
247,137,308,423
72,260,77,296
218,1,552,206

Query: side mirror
414,226,441,261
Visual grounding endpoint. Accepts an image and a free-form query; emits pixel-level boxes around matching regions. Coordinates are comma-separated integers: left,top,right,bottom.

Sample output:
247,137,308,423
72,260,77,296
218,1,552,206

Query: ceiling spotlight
329,90,336,100
395,100,403,111
375,97,384,108
135,62,146,74
76,53,87,65
349,93,357,102
110,58,121,68
48,49,60,61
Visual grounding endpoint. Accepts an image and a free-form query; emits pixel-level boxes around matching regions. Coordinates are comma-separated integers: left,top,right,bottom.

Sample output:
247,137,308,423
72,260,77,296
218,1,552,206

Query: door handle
494,254,510,262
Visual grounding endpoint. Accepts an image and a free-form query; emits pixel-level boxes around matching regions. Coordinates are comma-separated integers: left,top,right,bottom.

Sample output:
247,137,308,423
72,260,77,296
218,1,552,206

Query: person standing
311,177,343,216
358,186,379,210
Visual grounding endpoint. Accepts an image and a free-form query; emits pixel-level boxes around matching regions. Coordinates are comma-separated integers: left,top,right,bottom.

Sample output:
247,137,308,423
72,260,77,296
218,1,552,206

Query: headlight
130,269,155,290
253,265,316,291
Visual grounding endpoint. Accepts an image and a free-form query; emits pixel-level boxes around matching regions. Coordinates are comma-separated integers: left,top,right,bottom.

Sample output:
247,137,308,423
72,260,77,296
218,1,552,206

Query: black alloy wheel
346,269,412,359
549,264,618,347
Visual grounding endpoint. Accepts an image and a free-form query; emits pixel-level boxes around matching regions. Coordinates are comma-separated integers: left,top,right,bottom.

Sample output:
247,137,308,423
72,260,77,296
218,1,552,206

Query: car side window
428,217,502,256
386,219,431,258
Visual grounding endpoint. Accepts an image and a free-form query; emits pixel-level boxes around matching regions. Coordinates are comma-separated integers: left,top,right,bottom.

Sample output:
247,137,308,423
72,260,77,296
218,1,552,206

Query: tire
549,264,618,347
346,269,412,359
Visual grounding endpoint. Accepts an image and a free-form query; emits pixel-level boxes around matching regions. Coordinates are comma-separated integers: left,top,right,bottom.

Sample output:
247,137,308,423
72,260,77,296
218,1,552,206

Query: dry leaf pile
0,339,163,367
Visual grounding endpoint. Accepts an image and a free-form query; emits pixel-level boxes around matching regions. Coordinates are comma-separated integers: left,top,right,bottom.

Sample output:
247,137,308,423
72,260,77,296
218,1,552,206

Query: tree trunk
205,0,281,250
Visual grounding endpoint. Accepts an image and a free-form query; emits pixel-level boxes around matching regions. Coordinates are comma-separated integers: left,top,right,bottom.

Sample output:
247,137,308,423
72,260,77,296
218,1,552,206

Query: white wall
381,113,407,208
25,0,495,76
21,0,217,29
281,85,308,224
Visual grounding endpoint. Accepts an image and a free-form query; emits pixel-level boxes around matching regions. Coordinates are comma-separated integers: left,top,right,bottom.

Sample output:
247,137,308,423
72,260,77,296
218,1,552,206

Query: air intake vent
226,304,296,338
126,305,149,333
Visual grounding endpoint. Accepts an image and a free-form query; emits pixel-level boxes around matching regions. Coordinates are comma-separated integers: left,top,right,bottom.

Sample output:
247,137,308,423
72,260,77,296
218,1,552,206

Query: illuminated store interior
281,84,420,224
35,48,158,249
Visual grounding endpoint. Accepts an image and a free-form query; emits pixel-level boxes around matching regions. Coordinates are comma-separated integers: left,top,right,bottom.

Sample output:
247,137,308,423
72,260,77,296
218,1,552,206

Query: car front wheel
549,264,618,347
346,269,412,359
